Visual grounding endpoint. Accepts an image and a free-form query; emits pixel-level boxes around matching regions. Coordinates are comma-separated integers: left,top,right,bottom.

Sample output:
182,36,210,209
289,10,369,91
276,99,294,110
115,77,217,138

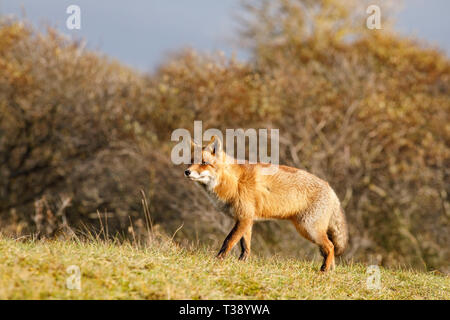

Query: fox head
185,136,225,190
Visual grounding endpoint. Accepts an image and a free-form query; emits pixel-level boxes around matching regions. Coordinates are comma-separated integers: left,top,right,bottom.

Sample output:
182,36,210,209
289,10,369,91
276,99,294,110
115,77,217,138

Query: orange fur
185,137,348,272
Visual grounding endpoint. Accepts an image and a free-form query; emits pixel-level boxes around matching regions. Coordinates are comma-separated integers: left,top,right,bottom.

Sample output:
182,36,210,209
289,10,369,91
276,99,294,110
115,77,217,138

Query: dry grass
0,234,448,300
1,0,449,273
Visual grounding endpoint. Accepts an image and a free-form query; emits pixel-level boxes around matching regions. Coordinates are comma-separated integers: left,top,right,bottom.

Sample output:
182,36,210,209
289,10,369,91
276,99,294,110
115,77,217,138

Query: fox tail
327,206,348,256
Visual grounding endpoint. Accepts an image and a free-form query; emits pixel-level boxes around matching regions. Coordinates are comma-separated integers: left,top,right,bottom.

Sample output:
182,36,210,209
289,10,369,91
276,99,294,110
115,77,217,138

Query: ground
0,235,448,299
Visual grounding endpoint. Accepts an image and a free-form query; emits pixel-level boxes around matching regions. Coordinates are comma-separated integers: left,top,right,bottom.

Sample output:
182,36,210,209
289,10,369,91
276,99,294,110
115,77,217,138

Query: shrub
0,0,448,272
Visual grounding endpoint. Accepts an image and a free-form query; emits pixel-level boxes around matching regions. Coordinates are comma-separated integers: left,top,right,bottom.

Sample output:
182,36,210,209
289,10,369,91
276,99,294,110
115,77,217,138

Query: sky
1,0,449,72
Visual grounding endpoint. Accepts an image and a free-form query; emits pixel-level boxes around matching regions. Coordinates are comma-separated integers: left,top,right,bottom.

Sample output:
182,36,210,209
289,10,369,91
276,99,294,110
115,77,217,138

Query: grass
0,235,448,300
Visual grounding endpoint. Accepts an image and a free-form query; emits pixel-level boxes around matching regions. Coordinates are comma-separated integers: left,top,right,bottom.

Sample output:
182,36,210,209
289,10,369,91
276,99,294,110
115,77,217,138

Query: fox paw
238,253,249,261
216,252,226,260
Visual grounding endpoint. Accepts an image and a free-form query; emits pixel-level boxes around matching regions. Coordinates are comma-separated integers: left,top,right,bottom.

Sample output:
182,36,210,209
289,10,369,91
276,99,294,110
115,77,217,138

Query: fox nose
184,170,191,177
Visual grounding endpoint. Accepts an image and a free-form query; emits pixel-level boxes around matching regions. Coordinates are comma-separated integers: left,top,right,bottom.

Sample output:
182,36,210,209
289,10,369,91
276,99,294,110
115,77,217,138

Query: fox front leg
217,219,253,260
239,224,253,261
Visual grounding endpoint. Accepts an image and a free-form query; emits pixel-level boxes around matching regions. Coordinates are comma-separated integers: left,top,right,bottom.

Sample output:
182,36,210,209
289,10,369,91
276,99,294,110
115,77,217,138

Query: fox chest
209,193,235,218
201,186,235,218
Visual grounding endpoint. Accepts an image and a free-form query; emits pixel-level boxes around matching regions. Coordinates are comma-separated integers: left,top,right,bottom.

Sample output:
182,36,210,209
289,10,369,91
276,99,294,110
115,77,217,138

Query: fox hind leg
318,234,335,272
291,218,335,272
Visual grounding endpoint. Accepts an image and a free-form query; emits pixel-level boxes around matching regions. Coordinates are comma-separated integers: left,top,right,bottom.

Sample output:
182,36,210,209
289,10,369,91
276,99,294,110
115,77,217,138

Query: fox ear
205,136,222,155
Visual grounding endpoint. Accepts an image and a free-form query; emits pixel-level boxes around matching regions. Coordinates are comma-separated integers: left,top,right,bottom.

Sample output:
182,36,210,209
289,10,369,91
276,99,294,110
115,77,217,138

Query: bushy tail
327,206,348,256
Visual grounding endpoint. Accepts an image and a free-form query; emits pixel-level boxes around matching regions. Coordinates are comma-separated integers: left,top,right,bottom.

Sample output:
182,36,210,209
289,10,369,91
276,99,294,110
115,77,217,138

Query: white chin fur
189,170,217,190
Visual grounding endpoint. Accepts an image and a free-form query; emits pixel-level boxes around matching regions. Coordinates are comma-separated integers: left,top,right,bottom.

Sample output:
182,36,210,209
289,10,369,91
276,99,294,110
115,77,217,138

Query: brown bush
0,0,449,272
0,19,154,235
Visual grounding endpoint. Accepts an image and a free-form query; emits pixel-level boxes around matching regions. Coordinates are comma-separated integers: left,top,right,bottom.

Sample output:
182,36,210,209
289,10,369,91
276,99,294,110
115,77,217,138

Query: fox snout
184,169,191,177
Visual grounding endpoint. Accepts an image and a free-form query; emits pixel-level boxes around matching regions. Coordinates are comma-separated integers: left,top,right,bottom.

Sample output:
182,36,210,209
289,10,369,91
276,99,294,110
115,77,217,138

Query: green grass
0,235,448,299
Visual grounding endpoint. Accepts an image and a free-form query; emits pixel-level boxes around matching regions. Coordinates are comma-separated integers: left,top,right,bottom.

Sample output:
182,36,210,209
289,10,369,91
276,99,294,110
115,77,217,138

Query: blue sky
1,0,449,71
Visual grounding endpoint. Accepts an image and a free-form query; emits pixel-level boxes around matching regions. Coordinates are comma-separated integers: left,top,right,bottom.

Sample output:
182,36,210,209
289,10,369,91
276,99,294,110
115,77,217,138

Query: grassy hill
2,3,450,274
0,235,448,300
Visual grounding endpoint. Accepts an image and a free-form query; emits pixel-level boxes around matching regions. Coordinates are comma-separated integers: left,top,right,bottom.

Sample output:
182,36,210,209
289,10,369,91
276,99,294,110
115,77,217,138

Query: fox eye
202,161,209,165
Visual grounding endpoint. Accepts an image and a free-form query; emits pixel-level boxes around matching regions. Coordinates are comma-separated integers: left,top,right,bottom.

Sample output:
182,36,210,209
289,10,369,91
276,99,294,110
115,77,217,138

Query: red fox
185,137,348,272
